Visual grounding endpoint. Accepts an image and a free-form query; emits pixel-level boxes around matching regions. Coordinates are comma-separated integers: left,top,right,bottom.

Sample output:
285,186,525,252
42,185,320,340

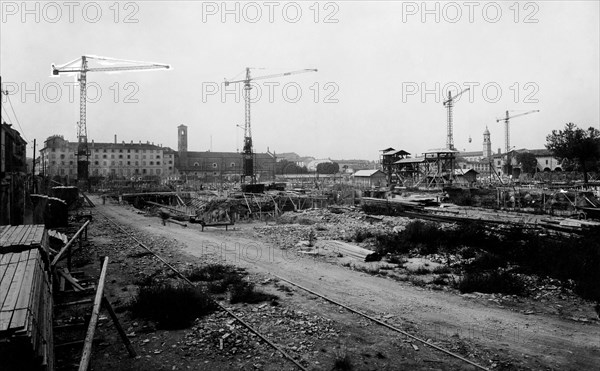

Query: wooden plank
0,226,10,245
0,262,18,309
0,252,14,265
0,226,21,247
10,252,22,264
0,258,28,331
16,225,33,245
79,257,109,371
0,265,7,286
11,225,28,246
21,225,39,246
58,269,86,291
9,258,37,330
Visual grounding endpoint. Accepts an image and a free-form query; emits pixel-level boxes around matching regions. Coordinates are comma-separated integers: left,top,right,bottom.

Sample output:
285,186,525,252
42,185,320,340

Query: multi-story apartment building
40,135,177,180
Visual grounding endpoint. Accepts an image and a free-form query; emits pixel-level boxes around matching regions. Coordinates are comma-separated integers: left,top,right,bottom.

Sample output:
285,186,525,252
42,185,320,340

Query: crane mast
226,67,317,185
242,67,254,182
496,109,540,154
443,88,470,150
77,56,89,180
52,55,170,187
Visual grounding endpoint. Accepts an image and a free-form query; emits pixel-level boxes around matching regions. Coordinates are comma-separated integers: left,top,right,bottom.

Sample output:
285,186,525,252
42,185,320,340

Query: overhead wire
5,93,28,142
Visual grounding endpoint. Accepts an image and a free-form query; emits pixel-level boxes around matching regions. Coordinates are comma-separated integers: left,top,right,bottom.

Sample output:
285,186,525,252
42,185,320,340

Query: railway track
95,209,310,371
94,206,490,371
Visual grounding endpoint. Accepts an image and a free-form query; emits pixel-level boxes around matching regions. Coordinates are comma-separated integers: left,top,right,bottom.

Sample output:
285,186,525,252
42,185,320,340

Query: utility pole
31,139,36,194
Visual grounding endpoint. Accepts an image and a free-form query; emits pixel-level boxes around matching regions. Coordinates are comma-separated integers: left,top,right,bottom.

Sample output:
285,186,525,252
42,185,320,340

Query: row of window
194,162,237,168
50,148,164,154
56,167,168,176
47,160,164,167
94,154,162,160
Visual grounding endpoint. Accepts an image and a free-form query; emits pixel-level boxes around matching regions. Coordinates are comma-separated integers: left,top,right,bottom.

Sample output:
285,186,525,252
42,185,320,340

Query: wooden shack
0,225,53,371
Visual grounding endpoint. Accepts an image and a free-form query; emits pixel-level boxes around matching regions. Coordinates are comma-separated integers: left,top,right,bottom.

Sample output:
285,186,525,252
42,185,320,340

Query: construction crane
443,88,470,150
496,110,540,154
51,55,170,186
225,67,317,185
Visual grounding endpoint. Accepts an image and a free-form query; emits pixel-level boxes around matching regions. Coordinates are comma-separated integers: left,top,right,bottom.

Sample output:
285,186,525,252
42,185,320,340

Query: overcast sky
1,1,598,161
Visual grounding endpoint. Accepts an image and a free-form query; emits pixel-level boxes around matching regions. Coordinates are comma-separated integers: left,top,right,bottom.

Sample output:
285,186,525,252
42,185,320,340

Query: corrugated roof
353,169,384,177
452,169,479,176
383,149,411,156
424,148,459,154
394,158,425,164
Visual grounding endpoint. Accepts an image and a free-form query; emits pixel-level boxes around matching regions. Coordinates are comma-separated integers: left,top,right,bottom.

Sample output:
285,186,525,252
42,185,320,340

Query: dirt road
96,198,600,370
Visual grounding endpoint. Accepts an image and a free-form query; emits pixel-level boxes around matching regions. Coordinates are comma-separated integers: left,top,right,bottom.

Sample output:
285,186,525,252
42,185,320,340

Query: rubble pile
180,303,339,362
255,208,413,249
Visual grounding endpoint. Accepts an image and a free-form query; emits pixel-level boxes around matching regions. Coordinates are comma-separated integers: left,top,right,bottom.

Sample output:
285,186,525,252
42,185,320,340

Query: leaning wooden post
67,242,73,271
79,256,109,371
51,220,91,270
101,296,137,358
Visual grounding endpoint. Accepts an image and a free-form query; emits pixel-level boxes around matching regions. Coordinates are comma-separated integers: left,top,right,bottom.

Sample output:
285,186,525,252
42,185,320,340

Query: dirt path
96,198,600,370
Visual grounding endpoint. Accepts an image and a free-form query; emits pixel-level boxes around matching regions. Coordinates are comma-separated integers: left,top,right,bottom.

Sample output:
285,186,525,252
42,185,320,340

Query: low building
40,135,177,181
352,169,387,188
452,169,479,185
175,125,276,182
1,122,28,225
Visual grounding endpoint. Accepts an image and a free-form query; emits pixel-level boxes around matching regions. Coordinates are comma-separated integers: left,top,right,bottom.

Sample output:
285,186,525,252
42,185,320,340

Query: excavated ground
53,196,600,371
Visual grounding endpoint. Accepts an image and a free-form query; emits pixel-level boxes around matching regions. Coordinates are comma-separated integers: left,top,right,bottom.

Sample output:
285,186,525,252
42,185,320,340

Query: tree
316,162,340,174
545,123,600,184
516,152,539,175
276,160,307,175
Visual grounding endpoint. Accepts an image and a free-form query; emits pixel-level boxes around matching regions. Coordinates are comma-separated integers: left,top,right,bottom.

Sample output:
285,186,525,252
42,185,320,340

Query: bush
466,252,506,272
432,265,452,274
457,270,526,296
229,280,278,304
354,229,374,243
130,283,216,329
185,264,238,282
413,266,430,275
207,272,244,294
332,353,353,371
387,255,407,265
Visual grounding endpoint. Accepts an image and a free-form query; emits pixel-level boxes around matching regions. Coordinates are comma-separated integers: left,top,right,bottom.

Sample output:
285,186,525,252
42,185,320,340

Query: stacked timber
30,195,68,228
51,186,79,209
0,225,53,371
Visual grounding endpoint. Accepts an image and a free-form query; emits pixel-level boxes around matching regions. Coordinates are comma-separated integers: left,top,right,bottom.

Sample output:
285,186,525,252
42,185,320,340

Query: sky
1,1,599,161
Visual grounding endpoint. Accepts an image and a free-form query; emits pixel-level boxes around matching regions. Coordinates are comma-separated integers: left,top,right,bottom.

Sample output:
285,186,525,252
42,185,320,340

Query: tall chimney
114,134,117,144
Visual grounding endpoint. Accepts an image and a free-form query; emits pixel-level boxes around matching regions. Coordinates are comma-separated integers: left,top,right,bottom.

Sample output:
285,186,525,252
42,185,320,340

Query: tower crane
443,88,470,150
225,67,317,185
496,110,540,154
51,55,170,185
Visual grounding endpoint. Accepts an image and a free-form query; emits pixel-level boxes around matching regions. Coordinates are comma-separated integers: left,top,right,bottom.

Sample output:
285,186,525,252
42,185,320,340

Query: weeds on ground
332,346,354,371
189,264,278,304
185,264,239,282
229,280,278,304
387,255,407,265
432,274,450,285
353,229,375,243
129,283,216,329
412,266,430,275
432,265,452,274
456,270,526,296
